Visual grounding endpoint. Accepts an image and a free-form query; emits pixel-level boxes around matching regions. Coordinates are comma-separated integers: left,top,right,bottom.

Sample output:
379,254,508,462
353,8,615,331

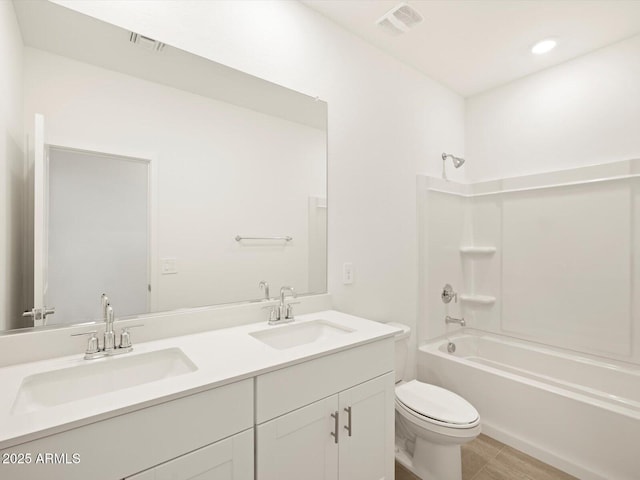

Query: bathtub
418,329,640,480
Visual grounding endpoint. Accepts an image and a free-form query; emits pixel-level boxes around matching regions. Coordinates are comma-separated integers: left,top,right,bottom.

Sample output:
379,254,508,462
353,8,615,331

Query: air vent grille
129,32,166,52
376,2,423,35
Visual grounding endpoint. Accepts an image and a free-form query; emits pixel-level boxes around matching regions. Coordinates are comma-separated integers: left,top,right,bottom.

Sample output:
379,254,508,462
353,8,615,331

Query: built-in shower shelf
459,294,496,305
459,246,496,254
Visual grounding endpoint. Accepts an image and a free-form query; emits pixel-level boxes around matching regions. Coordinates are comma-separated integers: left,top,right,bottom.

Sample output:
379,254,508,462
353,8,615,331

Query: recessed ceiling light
531,39,557,55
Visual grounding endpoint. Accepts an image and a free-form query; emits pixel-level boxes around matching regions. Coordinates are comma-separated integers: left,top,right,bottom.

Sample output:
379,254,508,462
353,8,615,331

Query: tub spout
445,315,465,327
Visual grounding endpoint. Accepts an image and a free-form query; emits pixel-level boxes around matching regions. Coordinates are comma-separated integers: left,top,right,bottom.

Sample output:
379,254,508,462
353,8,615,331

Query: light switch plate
161,257,177,275
342,262,354,284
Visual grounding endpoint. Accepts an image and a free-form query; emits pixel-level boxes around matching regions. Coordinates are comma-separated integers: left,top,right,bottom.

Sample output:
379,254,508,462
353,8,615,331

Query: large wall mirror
4,1,327,331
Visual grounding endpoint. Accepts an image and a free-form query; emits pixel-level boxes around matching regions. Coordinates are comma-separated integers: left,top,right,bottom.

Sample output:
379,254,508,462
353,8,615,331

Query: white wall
466,34,640,182
0,1,25,330
52,0,466,375
24,47,326,317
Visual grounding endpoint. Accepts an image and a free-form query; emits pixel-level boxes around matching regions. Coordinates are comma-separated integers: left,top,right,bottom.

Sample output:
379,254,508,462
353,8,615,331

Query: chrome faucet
279,286,296,322
264,286,298,325
71,295,143,359
101,293,116,351
445,315,466,327
104,305,116,352
259,281,270,301
101,293,110,320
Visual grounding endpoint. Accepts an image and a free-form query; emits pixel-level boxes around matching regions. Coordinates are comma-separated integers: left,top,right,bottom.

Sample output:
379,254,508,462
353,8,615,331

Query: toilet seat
395,380,479,429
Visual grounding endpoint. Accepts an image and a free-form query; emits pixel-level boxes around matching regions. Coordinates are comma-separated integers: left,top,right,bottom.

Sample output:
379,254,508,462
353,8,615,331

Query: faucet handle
285,301,300,320
262,305,279,324
71,331,100,354
441,284,458,304
119,324,144,349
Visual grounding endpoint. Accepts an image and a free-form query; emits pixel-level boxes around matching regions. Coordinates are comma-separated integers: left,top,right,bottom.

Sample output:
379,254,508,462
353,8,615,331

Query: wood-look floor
395,434,578,480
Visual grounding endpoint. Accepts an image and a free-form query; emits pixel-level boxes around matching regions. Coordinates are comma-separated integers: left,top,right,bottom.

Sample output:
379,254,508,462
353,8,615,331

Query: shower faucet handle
441,284,458,304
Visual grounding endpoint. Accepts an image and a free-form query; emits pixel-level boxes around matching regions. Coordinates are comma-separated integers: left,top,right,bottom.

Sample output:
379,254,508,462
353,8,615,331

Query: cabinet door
127,428,253,480
257,395,339,480
338,373,395,480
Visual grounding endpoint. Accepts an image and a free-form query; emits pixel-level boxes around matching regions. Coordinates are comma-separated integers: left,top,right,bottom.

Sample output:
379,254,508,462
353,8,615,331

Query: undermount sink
12,348,197,415
250,319,354,350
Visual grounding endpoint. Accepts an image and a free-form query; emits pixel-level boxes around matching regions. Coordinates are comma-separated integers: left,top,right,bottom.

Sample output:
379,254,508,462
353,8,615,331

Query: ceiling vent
129,32,166,52
376,2,423,36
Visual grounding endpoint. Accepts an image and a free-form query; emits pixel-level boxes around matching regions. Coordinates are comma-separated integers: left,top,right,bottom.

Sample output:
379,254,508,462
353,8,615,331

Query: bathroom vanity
0,311,397,480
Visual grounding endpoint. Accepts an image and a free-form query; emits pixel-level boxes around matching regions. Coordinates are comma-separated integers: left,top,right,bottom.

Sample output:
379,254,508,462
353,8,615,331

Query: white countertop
0,310,398,450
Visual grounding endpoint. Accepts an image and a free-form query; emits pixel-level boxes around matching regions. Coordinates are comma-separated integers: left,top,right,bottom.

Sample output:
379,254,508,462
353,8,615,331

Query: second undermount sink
250,319,354,350
12,348,197,415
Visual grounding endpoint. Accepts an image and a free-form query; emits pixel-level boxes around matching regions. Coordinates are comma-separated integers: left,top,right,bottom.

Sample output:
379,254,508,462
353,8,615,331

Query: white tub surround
418,159,640,363
418,330,640,480
0,311,397,480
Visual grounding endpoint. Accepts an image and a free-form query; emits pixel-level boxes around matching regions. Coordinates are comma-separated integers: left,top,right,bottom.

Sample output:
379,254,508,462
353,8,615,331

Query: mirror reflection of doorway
47,146,150,324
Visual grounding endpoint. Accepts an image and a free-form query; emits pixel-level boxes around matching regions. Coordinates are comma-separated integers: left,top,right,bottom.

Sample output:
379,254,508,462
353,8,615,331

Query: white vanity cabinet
0,313,398,480
0,379,253,480
255,339,395,480
126,429,253,480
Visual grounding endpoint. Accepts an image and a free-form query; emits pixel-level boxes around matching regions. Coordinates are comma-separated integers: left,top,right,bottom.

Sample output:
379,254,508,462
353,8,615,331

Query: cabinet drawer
127,428,254,480
256,339,393,424
0,379,253,480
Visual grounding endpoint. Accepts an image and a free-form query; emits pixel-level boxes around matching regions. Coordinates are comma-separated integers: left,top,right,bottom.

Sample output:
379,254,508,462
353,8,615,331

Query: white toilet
389,323,481,480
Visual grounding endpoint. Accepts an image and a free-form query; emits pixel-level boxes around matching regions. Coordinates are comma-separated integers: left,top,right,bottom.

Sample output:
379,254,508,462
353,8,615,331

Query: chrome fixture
101,293,110,320
442,152,465,168
264,286,298,325
101,293,115,352
22,305,56,324
279,286,297,321
104,305,117,352
71,295,143,359
445,315,466,327
441,152,465,180
441,284,458,304
259,281,270,301
235,235,292,242
72,323,143,360
447,342,456,354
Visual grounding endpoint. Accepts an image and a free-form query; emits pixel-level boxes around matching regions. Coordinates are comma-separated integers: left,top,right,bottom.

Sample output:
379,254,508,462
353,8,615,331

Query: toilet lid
396,380,479,425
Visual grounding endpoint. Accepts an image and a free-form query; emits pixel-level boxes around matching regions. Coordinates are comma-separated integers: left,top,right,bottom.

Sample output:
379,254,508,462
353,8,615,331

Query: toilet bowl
388,323,480,480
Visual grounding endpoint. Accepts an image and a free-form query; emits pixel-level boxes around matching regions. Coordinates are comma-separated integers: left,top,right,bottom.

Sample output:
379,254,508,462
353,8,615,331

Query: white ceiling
302,0,640,97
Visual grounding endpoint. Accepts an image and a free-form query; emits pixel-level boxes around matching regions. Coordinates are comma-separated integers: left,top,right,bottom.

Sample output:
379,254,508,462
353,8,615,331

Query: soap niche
460,247,497,328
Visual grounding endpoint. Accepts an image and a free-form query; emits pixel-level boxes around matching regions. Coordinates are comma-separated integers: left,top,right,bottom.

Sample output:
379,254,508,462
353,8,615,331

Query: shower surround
417,159,640,478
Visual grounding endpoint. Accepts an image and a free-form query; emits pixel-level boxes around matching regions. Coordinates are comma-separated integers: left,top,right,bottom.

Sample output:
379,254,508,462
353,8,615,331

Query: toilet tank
387,322,411,383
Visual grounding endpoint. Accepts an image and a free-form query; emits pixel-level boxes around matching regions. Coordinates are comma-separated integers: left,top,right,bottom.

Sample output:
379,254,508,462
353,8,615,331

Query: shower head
442,153,465,168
